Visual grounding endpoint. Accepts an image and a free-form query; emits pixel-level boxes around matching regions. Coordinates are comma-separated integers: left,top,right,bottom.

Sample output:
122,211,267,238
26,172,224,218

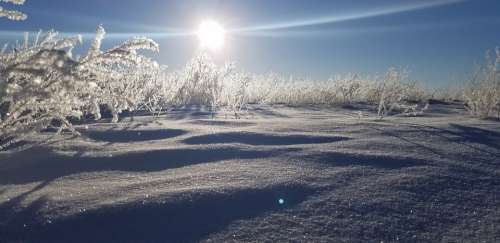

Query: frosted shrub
0,31,90,147
169,54,238,118
247,73,293,104
0,26,159,148
247,73,282,104
174,54,228,107
160,71,192,107
140,65,170,117
368,68,430,119
161,55,257,119
75,25,160,122
248,74,328,105
374,67,409,118
221,71,251,119
246,73,368,106
463,48,500,119
332,74,362,104
0,0,27,21
404,81,430,103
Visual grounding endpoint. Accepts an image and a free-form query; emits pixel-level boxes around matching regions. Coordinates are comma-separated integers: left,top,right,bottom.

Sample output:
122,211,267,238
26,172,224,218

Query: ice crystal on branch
0,26,160,148
0,0,27,21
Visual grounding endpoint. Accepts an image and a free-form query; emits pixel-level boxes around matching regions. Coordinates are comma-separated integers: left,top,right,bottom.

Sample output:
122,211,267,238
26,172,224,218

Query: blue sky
1,0,500,86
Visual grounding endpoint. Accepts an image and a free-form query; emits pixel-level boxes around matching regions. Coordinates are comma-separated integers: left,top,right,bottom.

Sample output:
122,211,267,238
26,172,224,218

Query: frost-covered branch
0,0,27,21
0,26,160,148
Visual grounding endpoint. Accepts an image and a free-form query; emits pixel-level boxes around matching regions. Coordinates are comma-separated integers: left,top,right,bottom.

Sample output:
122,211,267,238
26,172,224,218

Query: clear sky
1,0,500,86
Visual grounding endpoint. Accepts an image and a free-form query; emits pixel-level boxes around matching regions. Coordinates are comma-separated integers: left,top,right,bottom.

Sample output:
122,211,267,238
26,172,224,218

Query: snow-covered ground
0,103,499,242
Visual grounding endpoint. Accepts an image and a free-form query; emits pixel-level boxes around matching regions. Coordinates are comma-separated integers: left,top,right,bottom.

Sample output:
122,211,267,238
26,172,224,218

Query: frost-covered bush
368,67,429,119
0,31,90,145
247,74,340,105
142,54,431,116
155,54,254,118
139,65,170,117
247,73,373,106
374,68,408,118
0,0,27,21
332,74,362,104
464,48,500,119
173,54,228,107
220,71,251,118
247,73,291,104
75,25,160,122
0,26,159,147
166,54,238,117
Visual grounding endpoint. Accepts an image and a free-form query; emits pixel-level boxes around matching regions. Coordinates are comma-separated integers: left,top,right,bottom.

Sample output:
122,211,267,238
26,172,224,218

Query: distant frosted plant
174,54,221,106
375,67,409,119
0,0,27,21
140,65,170,117
368,67,431,119
221,71,251,119
463,48,500,119
208,62,234,117
160,70,192,107
158,54,257,119
170,54,237,117
403,81,430,103
247,73,293,105
332,74,361,104
246,73,370,106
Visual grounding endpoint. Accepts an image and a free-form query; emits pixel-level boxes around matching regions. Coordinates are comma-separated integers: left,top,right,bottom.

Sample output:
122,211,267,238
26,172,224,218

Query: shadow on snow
0,147,298,185
0,184,315,243
183,132,350,146
188,120,256,127
306,152,427,169
80,129,188,143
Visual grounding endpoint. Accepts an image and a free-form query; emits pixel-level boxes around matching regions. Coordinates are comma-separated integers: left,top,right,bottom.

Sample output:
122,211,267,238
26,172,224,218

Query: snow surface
0,103,499,242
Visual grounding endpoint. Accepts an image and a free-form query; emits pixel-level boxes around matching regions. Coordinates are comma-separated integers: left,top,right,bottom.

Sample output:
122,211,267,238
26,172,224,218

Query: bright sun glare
197,20,225,51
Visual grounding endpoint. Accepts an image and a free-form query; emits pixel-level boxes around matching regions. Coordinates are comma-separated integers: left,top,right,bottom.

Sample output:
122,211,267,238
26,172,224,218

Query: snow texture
0,103,499,242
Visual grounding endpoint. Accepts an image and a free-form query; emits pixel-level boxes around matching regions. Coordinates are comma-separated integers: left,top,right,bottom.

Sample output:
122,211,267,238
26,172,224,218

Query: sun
197,20,226,51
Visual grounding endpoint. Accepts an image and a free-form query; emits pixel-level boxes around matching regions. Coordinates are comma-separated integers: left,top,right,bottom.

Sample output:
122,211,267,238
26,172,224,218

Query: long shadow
367,125,444,157
0,181,52,227
0,184,315,243
399,122,500,157
165,111,212,121
0,147,298,185
188,120,256,127
306,152,427,169
183,132,350,146
164,106,212,121
80,129,188,143
447,124,500,150
0,195,49,240
248,106,290,118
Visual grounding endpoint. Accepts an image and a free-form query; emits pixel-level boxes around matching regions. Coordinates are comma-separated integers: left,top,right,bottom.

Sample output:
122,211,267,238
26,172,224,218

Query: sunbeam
230,0,466,34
